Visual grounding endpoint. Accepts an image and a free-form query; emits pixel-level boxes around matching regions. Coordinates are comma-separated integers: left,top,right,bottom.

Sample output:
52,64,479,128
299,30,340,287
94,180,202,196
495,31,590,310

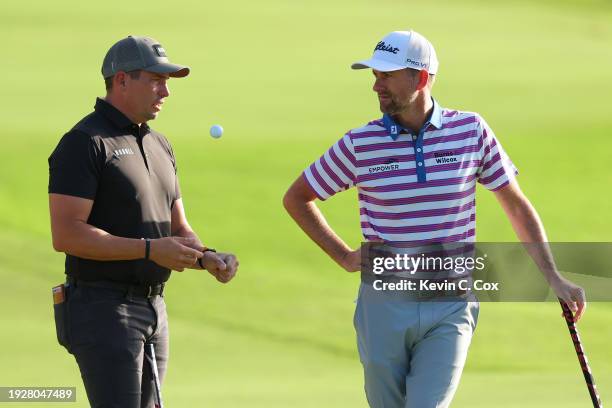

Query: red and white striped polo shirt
303,99,518,244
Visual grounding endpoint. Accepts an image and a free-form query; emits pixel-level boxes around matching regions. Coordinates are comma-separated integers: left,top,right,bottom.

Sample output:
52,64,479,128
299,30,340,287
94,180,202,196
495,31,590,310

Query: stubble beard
379,96,409,116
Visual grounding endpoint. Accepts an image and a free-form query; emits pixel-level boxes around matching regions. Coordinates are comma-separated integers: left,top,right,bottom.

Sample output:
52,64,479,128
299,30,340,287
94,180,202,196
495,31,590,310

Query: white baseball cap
351,30,439,74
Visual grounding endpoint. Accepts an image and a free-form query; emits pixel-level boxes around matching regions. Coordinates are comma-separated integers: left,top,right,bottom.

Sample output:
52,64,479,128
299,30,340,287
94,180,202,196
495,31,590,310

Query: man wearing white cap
284,30,586,407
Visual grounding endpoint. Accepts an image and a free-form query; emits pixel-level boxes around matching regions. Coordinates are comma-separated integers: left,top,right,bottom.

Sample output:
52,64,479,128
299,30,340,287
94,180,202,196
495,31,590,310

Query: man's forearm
53,220,146,261
172,224,197,240
495,182,586,318
284,198,352,267
502,194,562,283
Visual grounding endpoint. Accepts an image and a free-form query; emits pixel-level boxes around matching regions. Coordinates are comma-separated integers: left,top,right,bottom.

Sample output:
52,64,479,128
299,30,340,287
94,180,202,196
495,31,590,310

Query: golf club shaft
146,343,164,408
559,300,603,408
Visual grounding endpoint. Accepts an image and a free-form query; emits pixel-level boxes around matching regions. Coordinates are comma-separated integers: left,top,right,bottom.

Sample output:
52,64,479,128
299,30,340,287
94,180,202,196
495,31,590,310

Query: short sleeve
476,116,518,191
48,131,104,199
174,173,181,201
157,133,181,201
302,133,357,200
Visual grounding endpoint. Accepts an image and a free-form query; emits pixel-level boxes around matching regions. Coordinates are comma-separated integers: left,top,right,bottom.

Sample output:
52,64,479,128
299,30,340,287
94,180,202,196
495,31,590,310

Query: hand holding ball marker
210,124,223,139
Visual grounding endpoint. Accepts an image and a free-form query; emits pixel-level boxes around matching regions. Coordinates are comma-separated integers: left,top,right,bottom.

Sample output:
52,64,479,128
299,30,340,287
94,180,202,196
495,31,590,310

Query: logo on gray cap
101,35,189,79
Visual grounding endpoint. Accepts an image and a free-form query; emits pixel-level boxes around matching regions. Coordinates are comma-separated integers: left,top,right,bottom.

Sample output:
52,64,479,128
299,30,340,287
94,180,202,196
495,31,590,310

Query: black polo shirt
48,98,181,284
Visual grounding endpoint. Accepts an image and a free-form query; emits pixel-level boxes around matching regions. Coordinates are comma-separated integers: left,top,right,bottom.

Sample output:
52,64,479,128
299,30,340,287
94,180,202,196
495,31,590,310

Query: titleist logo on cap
374,41,399,54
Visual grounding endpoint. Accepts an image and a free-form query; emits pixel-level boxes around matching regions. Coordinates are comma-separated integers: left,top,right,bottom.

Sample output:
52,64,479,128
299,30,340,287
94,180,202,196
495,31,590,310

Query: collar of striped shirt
382,98,443,140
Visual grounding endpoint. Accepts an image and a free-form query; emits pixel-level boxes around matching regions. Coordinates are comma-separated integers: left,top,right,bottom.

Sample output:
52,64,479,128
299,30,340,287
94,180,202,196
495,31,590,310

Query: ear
416,70,429,90
113,71,128,89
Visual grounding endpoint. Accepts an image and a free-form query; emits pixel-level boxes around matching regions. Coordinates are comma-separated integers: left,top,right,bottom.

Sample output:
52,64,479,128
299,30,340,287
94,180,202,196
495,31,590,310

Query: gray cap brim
351,58,407,72
145,62,190,78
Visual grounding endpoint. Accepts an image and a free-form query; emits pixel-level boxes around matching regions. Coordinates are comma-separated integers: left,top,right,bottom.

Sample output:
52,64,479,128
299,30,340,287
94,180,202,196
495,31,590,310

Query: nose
159,81,170,98
373,78,384,94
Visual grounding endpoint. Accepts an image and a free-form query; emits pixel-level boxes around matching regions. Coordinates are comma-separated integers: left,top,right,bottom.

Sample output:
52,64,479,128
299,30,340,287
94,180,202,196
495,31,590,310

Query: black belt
71,279,165,298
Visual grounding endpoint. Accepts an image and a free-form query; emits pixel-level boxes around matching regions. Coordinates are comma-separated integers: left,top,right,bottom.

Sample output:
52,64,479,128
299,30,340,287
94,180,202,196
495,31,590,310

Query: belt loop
159,283,165,298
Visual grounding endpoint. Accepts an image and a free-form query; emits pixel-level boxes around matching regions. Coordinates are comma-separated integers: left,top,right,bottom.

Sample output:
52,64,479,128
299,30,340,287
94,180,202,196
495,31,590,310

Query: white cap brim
351,58,408,72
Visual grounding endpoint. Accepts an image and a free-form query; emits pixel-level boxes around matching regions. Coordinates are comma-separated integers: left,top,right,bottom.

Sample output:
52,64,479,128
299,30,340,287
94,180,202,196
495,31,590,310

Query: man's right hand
340,248,361,273
150,237,204,272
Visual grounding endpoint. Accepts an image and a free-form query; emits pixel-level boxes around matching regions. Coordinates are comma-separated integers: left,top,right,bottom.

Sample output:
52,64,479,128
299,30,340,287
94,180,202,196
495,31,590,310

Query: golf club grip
559,300,603,408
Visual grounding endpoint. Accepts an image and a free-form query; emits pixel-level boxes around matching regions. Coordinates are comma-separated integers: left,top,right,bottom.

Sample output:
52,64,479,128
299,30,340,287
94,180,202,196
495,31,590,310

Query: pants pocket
53,285,72,353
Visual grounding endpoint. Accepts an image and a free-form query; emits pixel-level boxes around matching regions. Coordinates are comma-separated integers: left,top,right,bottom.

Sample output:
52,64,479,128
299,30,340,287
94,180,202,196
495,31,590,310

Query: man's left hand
551,276,586,322
200,251,239,283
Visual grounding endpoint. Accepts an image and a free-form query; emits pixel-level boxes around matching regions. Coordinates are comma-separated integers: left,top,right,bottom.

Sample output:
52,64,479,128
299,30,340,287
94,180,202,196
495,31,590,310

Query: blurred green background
1,0,611,406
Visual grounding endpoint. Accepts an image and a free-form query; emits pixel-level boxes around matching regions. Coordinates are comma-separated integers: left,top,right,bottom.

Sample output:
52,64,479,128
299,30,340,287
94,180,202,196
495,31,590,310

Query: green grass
0,0,611,406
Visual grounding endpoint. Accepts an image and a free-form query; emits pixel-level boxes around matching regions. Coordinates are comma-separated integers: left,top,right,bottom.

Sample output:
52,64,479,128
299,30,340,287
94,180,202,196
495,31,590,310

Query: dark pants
67,284,169,408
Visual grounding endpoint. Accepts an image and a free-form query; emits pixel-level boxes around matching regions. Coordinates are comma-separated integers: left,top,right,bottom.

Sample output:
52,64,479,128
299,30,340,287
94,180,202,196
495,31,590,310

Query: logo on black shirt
113,148,135,159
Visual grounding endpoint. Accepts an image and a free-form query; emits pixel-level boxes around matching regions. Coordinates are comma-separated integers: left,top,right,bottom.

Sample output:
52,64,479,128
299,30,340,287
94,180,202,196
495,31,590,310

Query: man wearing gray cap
48,36,239,407
284,30,585,407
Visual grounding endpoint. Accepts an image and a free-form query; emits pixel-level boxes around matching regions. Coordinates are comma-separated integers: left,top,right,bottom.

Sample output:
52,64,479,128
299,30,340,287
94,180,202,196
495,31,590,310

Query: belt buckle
146,285,153,298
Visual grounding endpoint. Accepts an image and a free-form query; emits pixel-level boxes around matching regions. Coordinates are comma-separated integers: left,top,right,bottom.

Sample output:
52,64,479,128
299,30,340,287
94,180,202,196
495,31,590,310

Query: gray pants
354,283,479,408
67,285,168,408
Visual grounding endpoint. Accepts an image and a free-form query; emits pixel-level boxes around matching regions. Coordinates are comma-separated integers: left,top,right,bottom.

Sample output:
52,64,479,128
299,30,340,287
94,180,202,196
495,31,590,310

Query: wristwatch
197,247,217,269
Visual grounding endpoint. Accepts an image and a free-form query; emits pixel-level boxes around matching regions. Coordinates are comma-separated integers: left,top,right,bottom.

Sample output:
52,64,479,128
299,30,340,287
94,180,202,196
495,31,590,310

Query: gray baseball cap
101,35,190,79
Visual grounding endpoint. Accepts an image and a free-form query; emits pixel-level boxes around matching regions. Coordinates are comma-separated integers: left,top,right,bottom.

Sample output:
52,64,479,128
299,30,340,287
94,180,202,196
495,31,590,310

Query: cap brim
146,62,190,78
351,58,407,72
